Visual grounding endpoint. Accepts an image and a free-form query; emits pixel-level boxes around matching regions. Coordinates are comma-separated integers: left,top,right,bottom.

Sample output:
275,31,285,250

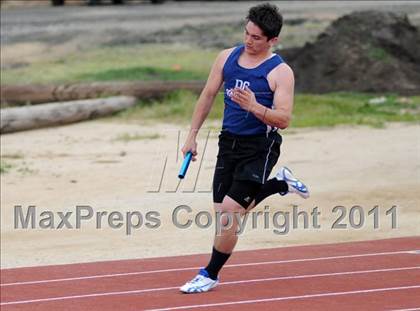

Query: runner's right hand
181,139,198,161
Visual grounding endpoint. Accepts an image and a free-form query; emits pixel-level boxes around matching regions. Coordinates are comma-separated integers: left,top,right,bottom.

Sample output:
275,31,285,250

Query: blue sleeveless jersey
222,45,284,135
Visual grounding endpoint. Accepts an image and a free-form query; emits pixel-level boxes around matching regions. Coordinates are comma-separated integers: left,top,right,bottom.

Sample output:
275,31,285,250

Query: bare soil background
1,121,419,268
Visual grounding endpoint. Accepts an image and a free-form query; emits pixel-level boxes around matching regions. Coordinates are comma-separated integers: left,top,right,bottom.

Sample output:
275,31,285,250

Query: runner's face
243,21,276,55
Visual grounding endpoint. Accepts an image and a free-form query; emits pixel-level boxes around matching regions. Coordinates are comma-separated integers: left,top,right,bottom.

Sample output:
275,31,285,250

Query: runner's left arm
231,63,294,130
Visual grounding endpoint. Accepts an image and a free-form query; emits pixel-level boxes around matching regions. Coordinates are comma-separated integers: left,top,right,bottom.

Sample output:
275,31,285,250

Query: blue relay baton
178,151,193,179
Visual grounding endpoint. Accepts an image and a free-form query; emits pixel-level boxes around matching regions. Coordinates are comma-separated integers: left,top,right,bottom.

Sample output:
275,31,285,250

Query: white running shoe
180,268,219,293
275,166,310,199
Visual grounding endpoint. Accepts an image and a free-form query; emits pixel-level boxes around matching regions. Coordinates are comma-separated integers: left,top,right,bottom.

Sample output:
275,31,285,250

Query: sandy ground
1,120,419,268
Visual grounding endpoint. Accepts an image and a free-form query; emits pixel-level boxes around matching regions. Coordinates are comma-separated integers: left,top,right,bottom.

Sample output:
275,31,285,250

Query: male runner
180,3,309,293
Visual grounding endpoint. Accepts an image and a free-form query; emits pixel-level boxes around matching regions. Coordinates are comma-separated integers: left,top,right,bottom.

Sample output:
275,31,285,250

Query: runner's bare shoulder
215,47,236,69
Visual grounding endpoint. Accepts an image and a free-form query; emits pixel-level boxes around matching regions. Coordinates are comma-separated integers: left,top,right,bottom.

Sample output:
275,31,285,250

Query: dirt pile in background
278,11,420,95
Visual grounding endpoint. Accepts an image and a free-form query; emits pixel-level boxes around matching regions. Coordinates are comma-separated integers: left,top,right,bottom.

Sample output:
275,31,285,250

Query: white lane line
1,266,419,306
145,285,420,311
388,308,420,311
2,249,418,287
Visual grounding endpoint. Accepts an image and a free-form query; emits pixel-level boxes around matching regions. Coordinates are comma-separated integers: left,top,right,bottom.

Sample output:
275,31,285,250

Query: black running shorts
213,130,282,208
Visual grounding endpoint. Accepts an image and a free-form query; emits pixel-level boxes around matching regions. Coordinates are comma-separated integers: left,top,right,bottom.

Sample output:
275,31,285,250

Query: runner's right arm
182,49,232,160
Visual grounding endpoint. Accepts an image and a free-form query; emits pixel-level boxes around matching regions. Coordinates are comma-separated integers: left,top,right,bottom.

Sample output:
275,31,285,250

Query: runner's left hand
230,86,257,112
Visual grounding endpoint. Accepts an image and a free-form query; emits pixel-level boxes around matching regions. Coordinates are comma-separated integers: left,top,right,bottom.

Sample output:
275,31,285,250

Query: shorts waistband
220,130,279,140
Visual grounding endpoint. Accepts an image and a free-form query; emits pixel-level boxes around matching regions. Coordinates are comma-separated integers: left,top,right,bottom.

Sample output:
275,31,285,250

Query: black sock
205,247,231,280
254,178,288,205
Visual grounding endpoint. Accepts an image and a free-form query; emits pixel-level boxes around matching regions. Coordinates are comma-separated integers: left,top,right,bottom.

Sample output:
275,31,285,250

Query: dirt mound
278,11,420,95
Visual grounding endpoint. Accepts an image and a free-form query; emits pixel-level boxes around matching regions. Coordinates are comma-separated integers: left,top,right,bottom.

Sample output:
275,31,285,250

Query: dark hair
246,3,283,40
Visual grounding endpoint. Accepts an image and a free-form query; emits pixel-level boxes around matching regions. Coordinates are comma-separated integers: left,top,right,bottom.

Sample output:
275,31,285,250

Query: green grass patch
115,90,225,124
114,91,420,128
367,45,391,63
2,44,216,85
0,160,13,174
293,93,420,128
1,153,24,160
3,43,419,128
78,66,203,82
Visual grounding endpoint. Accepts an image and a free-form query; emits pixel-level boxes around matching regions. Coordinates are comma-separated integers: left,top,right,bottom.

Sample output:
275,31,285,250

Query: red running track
1,237,420,310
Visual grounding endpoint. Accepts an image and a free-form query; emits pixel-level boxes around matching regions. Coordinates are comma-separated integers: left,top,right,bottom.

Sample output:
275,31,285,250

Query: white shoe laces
190,275,205,284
